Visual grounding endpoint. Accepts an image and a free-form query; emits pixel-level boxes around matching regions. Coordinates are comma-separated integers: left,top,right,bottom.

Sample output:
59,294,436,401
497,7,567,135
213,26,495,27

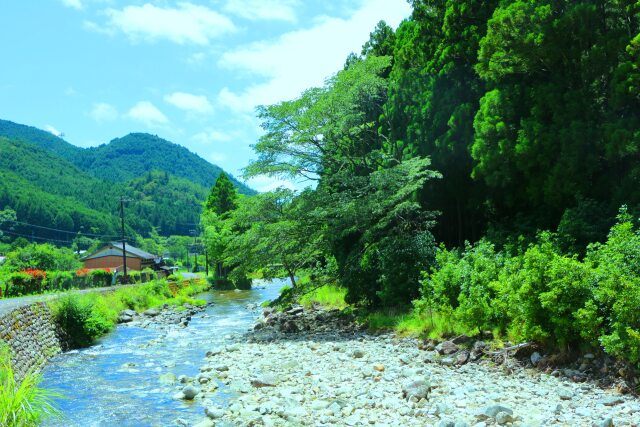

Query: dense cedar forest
0,121,253,239
202,0,640,365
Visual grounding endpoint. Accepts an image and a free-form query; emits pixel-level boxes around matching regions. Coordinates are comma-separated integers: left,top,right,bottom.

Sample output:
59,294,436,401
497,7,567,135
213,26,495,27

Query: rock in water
402,377,431,400
144,308,160,317
182,385,199,400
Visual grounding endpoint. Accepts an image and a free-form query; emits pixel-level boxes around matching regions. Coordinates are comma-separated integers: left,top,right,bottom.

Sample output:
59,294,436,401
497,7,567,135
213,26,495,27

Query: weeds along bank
48,277,209,348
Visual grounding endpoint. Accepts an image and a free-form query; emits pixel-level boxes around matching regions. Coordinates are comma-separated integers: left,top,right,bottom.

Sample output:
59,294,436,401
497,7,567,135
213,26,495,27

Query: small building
81,242,162,272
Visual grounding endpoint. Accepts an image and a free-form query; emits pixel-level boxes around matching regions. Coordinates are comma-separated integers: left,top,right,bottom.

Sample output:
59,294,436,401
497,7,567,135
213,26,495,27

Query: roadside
0,283,143,317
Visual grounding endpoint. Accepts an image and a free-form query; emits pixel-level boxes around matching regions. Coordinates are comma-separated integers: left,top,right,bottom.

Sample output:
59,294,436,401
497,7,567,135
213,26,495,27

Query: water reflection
41,280,284,427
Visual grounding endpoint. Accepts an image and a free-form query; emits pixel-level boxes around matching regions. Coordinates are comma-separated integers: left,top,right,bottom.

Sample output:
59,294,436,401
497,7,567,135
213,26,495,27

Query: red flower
76,268,91,277
22,269,47,280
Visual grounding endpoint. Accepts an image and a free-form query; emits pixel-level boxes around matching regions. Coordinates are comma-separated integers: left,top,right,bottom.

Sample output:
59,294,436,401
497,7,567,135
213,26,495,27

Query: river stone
530,351,542,365
495,411,513,425
599,396,624,406
599,418,614,427
192,419,214,427
352,350,365,358
144,308,160,317
205,406,225,419
436,341,459,355
251,374,278,387
477,405,513,419
182,385,199,400
558,389,573,400
159,373,176,385
402,377,430,400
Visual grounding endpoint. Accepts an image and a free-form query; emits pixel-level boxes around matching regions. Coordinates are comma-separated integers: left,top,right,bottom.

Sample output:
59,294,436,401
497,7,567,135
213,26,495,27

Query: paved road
0,283,141,317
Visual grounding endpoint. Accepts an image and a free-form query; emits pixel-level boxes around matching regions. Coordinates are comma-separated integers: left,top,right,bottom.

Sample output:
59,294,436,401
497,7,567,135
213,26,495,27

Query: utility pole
120,196,130,281
190,229,198,272
205,247,209,277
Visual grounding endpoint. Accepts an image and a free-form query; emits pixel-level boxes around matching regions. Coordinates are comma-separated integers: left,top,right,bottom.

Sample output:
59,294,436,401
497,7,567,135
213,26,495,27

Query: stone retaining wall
0,302,68,379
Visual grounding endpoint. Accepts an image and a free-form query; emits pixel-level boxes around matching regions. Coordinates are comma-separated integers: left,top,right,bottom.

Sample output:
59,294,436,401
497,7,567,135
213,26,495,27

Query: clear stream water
40,280,285,427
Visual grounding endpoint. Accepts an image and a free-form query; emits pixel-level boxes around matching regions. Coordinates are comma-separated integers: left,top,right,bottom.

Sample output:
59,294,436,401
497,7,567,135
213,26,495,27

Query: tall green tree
205,172,238,216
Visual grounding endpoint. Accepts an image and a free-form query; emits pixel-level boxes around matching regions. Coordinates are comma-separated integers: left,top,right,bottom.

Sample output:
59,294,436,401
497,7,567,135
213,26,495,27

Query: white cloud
90,102,118,122
193,130,234,144
126,101,169,127
61,0,83,10
210,151,228,163
101,2,236,45
224,0,299,22
164,92,213,115
217,0,411,113
45,125,63,137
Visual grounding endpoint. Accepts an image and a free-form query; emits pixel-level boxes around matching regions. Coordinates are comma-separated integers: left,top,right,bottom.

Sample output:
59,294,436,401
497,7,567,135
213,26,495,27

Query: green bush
51,295,111,347
128,271,142,283
417,209,640,366
44,271,73,291
89,269,113,287
2,243,80,272
580,209,640,363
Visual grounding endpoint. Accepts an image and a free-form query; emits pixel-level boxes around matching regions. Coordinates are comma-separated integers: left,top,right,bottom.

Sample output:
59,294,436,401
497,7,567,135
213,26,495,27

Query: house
81,242,162,272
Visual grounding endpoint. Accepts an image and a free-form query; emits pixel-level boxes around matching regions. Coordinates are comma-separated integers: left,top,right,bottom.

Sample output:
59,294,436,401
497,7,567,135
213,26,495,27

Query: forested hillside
0,121,253,239
204,0,640,367
77,133,253,193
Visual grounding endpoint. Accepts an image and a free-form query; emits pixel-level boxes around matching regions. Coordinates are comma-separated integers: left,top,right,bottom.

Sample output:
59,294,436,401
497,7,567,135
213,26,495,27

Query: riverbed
40,280,284,427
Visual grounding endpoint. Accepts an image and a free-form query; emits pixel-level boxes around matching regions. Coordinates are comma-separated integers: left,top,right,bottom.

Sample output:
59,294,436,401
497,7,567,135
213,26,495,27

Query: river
40,280,284,427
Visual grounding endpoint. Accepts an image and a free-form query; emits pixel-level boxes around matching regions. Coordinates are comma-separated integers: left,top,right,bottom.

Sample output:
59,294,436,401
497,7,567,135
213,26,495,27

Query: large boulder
436,341,459,355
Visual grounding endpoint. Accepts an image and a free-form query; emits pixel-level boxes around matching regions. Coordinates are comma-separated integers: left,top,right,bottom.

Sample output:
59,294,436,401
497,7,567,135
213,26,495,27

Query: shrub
0,344,60,426
5,272,35,297
51,295,111,347
43,271,73,291
506,236,593,348
89,269,113,287
3,243,80,272
417,209,640,366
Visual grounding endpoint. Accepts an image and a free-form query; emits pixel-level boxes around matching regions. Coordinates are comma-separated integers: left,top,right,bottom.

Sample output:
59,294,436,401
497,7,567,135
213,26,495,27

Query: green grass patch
0,344,61,426
299,285,347,310
364,309,475,339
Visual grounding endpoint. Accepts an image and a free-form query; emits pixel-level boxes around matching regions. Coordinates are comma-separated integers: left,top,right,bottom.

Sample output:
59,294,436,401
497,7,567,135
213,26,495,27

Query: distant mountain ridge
0,119,254,240
0,119,253,194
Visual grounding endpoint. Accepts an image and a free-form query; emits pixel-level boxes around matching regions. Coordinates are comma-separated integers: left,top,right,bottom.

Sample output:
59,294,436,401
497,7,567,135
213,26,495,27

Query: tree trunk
287,269,297,288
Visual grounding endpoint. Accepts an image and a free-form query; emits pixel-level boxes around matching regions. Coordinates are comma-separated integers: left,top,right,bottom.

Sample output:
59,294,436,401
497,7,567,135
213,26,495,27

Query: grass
356,308,479,339
299,285,348,310
49,277,209,347
0,344,61,426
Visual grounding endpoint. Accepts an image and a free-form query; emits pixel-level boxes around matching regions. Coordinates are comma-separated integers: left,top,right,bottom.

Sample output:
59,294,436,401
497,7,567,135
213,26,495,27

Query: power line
0,229,72,244
7,220,120,238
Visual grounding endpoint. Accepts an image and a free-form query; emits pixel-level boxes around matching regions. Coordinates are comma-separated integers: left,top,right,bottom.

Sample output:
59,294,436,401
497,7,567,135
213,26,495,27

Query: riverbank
183,305,640,427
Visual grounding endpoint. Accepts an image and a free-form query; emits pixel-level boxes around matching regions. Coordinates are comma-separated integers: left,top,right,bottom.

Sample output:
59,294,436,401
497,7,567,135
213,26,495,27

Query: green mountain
0,119,253,195
0,120,255,240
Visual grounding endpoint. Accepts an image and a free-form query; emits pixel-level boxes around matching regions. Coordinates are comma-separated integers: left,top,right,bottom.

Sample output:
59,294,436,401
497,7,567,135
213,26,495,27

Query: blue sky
0,0,411,191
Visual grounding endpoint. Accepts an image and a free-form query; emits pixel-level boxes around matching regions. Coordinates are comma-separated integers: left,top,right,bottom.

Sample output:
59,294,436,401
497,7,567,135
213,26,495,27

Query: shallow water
40,280,285,427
